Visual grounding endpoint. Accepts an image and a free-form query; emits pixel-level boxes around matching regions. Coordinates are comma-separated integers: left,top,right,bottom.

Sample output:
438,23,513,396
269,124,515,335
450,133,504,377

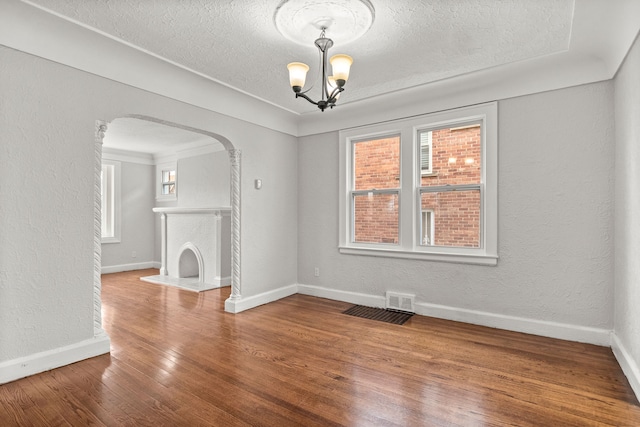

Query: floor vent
386,292,415,313
342,305,413,325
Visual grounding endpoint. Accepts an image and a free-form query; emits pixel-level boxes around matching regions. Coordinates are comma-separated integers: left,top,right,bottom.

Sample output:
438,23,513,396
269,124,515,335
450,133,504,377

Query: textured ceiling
103,118,219,154
27,0,574,115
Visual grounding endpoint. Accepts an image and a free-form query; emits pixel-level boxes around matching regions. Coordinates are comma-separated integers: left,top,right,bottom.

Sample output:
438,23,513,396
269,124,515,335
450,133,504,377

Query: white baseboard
415,301,611,346
296,283,611,346
298,284,386,308
0,332,111,385
225,284,298,313
611,333,640,401
101,261,159,274
216,276,231,287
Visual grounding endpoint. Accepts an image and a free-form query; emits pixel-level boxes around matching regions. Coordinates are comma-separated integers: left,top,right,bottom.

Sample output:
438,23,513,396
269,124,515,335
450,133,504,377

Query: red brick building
353,125,481,247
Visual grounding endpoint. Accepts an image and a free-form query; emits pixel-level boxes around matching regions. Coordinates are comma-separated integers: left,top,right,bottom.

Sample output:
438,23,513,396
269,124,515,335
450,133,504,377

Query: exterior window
338,102,497,265
161,169,176,195
352,136,400,244
101,160,121,243
419,131,432,175
156,161,177,201
421,210,434,245
419,124,481,248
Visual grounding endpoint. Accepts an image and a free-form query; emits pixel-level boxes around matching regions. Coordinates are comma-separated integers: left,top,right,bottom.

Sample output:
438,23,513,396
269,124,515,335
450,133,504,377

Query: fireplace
142,207,231,292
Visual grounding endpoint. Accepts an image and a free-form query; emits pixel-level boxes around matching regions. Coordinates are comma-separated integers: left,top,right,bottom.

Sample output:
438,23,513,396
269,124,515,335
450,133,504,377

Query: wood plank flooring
1,268,639,426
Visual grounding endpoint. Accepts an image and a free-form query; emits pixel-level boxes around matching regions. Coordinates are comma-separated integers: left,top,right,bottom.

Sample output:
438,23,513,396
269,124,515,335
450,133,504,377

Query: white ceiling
26,0,575,115
3,0,639,140
103,118,220,155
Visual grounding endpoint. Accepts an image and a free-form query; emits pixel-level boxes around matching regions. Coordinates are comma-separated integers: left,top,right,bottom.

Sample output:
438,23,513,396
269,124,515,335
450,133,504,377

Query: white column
159,212,167,275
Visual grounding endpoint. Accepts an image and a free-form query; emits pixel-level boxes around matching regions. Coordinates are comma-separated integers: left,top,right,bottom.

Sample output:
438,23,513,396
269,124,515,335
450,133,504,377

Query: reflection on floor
140,274,214,292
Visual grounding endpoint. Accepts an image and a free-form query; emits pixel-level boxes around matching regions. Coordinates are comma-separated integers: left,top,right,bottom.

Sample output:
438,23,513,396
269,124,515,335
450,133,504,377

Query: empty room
1,0,640,425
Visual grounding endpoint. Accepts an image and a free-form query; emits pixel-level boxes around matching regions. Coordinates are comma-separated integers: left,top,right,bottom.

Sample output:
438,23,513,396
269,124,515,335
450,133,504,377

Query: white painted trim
297,284,386,308
216,276,231,287
102,147,154,165
224,284,297,313
414,301,611,346
296,283,611,346
611,334,640,401
101,261,158,274
0,333,110,385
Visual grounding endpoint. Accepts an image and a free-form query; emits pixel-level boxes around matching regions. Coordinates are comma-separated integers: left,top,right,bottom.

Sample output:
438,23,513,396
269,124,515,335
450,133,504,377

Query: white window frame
338,102,498,266
156,161,177,201
101,160,121,244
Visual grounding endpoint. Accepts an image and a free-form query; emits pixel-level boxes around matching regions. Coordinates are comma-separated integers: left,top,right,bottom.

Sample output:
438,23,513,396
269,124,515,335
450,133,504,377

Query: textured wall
0,46,298,362
177,150,230,208
101,160,155,268
298,81,614,330
614,33,640,376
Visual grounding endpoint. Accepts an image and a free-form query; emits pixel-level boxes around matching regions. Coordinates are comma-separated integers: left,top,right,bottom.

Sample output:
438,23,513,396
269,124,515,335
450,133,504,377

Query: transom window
339,102,498,265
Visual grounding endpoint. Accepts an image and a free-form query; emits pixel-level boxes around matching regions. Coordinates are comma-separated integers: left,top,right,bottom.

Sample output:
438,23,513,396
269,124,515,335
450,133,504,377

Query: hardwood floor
1,269,639,426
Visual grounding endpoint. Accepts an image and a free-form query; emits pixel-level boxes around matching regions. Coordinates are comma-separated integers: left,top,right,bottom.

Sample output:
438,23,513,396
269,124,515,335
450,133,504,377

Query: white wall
101,159,156,271
0,45,298,366
176,150,230,208
298,81,614,344
153,149,231,264
613,33,640,396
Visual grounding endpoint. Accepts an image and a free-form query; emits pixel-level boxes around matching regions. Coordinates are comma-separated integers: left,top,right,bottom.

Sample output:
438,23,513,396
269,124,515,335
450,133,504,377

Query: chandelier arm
295,91,319,106
327,86,344,103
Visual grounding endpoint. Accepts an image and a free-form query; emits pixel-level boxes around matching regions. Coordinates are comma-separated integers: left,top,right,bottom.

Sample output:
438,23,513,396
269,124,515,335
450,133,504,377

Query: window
421,210,434,245
156,161,177,201
161,169,176,195
420,131,432,175
339,102,497,265
101,160,121,243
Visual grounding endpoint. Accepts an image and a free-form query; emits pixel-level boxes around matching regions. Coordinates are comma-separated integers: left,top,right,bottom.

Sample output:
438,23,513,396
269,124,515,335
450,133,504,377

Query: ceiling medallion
274,0,375,47
275,0,375,111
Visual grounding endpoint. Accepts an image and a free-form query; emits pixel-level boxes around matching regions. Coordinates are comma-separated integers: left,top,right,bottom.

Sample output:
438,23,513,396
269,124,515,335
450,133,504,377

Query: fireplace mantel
152,207,231,215
144,207,231,291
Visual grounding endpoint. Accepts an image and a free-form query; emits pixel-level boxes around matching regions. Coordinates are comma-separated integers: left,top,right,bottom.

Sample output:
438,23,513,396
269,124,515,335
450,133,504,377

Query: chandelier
286,28,353,112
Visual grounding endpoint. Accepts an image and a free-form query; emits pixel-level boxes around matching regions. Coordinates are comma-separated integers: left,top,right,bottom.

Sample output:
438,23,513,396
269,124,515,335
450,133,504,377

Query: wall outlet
314,267,320,277
132,251,137,258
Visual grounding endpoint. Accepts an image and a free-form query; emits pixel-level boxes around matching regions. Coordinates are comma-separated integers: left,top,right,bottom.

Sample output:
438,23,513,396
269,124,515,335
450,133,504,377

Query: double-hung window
339,102,498,265
156,161,177,201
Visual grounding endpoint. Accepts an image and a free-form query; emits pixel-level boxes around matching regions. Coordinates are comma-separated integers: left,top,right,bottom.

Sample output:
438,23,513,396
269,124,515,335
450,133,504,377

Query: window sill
156,194,177,202
102,237,121,244
338,246,498,266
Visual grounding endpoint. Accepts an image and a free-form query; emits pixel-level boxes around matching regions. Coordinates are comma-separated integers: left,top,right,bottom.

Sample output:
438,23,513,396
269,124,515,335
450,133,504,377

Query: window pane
420,189,480,248
162,183,175,195
168,170,176,182
353,193,399,244
420,124,481,187
354,136,400,190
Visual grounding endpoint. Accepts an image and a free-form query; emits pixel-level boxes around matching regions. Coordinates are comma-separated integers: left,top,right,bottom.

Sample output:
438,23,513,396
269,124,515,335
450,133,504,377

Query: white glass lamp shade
287,62,310,88
329,54,353,82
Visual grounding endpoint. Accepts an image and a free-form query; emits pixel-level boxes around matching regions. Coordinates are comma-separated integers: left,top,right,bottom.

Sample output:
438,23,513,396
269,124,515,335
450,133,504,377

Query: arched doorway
92,116,242,334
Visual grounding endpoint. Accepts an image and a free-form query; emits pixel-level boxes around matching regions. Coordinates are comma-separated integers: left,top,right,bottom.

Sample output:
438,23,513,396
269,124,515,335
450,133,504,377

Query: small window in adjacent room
101,160,121,243
161,169,176,195
156,161,177,201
